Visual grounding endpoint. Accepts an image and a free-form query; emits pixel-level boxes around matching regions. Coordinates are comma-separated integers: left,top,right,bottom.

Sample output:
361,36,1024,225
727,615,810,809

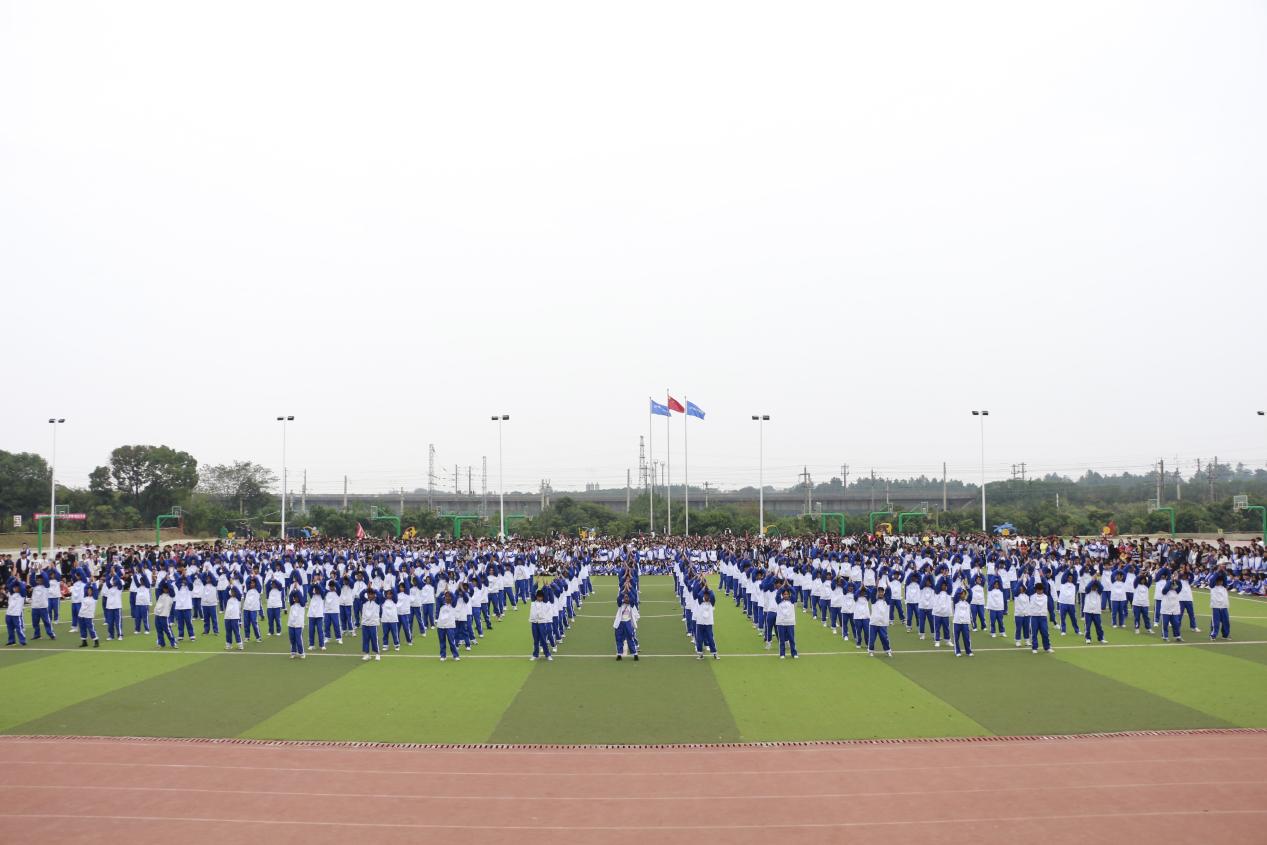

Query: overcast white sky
2,1,1265,495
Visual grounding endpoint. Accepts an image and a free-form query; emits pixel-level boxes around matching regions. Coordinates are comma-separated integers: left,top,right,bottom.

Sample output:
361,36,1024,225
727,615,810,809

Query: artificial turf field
2,575,1267,744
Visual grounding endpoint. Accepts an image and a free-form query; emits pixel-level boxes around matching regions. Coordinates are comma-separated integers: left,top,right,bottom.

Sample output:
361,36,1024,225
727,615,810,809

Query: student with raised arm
694,588,718,660
1209,573,1231,640
529,588,553,661
360,587,382,661
1132,574,1154,634
286,591,306,659
952,588,974,657
1082,580,1106,644
614,593,640,661
775,588,798,659
436,591,459,662
1012,586,1031,647
867,588,893,657
224,586,244,651
1029,582,1052,654
154,582,176,649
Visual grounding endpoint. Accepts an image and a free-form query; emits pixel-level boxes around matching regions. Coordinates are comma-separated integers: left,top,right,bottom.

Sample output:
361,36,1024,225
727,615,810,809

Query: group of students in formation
2,545,592,663
2,532,1251,663
716,539,1237,657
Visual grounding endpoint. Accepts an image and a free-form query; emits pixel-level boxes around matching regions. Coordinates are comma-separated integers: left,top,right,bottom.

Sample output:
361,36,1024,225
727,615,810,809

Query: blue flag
686,401,705,420
650,399,671,417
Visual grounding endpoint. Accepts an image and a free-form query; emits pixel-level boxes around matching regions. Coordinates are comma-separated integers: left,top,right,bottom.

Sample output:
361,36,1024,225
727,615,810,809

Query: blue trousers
695,623,716,654
1180,600,1197,628
1110,600,1128,627
438,627,458,658
1162,613,1182,639
382,621,399,647
225,618,242,646
308,617,326,648
1210,608,1230,639
243,610,260,639
853,617,870,646
48,597,60,622
103,607,123,639
202,605,219,635
1084,613,1104,642
31,608,55,638
970,604,985,629
1014,614,1030,641
933,615,950,642
78,617,97,641
5,616,26,645
615,621,638,655
267,607,283,634
532,622,552,658
175,608,194,639
1059,603,1080,634
989,609,1006,634
1133,606,1152,630
1030,616,1051,651
776,624,797,657
867,625,890,652
323,612,342,640
156,616,175,647
891,599,905,623
362,625,381,653
288,626,304,654
132,604,150,633
953,622,972,655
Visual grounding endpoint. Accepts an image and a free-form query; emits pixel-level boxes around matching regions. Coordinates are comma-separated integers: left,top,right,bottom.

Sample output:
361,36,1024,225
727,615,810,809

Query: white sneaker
547,655,553,661
375,654,381,661
336,639,343,645
440,656,447,662
362,655,370,661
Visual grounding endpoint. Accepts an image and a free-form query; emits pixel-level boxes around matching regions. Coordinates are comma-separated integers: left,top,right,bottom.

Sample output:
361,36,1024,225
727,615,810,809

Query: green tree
103,444,199,520
198,461,278,515
0,450,51,529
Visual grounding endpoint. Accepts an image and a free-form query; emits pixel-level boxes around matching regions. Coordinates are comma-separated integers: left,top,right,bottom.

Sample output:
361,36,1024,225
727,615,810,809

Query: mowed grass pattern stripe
14,652,359,738
489,577,742,744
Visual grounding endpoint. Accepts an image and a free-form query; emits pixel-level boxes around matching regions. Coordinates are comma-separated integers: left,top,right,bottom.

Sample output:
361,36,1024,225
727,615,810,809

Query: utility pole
399,487,404,517
342,475,348,511
481,456,488,518
1157,458,1165,506
799,466,813,513
870,468,876,511
1209,457,1217,502
703,481,710,508
626,469,631,512
1174,460,1182,502
840,464,849,489
468,465,473,497
427,444,435,511
301,469,307,514
942,462,948,511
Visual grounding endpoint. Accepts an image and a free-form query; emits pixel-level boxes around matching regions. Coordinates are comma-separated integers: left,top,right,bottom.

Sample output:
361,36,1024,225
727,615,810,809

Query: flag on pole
667,396,685,414
686,401,705,419
355,522,366,540
650,399,671,417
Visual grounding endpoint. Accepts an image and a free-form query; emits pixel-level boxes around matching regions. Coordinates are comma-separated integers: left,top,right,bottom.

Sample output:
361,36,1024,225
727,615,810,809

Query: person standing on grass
286,591,306,659
1029,583,1052,654
78,583,100,648
986,578,1005,638
613,593,640,661
530,588,553,661
437,591,459,662
775,588,798,659
1109,570,1129,629
4,578,26,646
154,582,176,649
930,581,952,649
381,587,401,652
1082,580,1106,644
1159,578,1183,643
30,574,54,641
360,587,382,661
200,574,220,637
868,588,893,657
69,571,85,629
1209,574,1231,640
1177,569,1200,633
694,588,718,660
1132,574,1154,634
132,567,152,635
224,587,244,651
173,576,195,642
1012,586,1031,647
242,576,262,642
851,586,871,650
307,584,327,651
952,588,974,657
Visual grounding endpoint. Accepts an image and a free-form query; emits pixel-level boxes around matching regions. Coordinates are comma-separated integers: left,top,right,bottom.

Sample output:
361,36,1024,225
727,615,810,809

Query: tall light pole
47,418,65,557
972,410,989,532
491,414,509,539
276,416,293,543
752,414,769,535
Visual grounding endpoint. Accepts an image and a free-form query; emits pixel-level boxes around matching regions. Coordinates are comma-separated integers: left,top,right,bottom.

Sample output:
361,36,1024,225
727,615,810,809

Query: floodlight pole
972,410,989,531
277,416,293,543
752,415,769,535
492,415,509,538
47,418,65,556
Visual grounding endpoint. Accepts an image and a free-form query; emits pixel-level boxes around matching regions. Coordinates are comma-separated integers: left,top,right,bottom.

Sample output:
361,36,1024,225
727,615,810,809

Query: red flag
355,522,366,540
667,396,685,413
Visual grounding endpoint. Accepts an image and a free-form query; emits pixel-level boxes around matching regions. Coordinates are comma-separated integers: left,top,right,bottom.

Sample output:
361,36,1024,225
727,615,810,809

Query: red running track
1,730,1265,844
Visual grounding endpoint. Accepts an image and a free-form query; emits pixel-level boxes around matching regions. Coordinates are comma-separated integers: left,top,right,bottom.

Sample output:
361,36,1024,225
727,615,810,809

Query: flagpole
684,395,690,537
666,389,671,536
648,398,655,534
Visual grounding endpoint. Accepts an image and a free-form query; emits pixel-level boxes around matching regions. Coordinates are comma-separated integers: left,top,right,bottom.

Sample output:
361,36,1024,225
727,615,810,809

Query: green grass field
3,575,1267,744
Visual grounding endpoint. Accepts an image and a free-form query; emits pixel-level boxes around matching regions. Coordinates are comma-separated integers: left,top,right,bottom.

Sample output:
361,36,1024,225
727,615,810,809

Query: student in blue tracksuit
224,587,244,651
436,591,459,661
286,592,306,659
952,589,974,656
46,567,61,625
78,584,101,648
323,579,344,645
775,588,798,659
4,579,27,646
1209,574,1231,640
529,588,553,661
694,588,718,660
613,594,640,661
242,577,262,642
154,582,176,649
1029,583,1052,654
201,574,220,636
360,588,382,661
986,579,1006,638
867,592,893,657
30,575,55,640
1082,580,1106,644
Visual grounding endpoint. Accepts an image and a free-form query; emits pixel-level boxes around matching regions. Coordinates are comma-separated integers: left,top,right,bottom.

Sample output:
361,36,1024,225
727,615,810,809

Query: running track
2,730,1265,844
